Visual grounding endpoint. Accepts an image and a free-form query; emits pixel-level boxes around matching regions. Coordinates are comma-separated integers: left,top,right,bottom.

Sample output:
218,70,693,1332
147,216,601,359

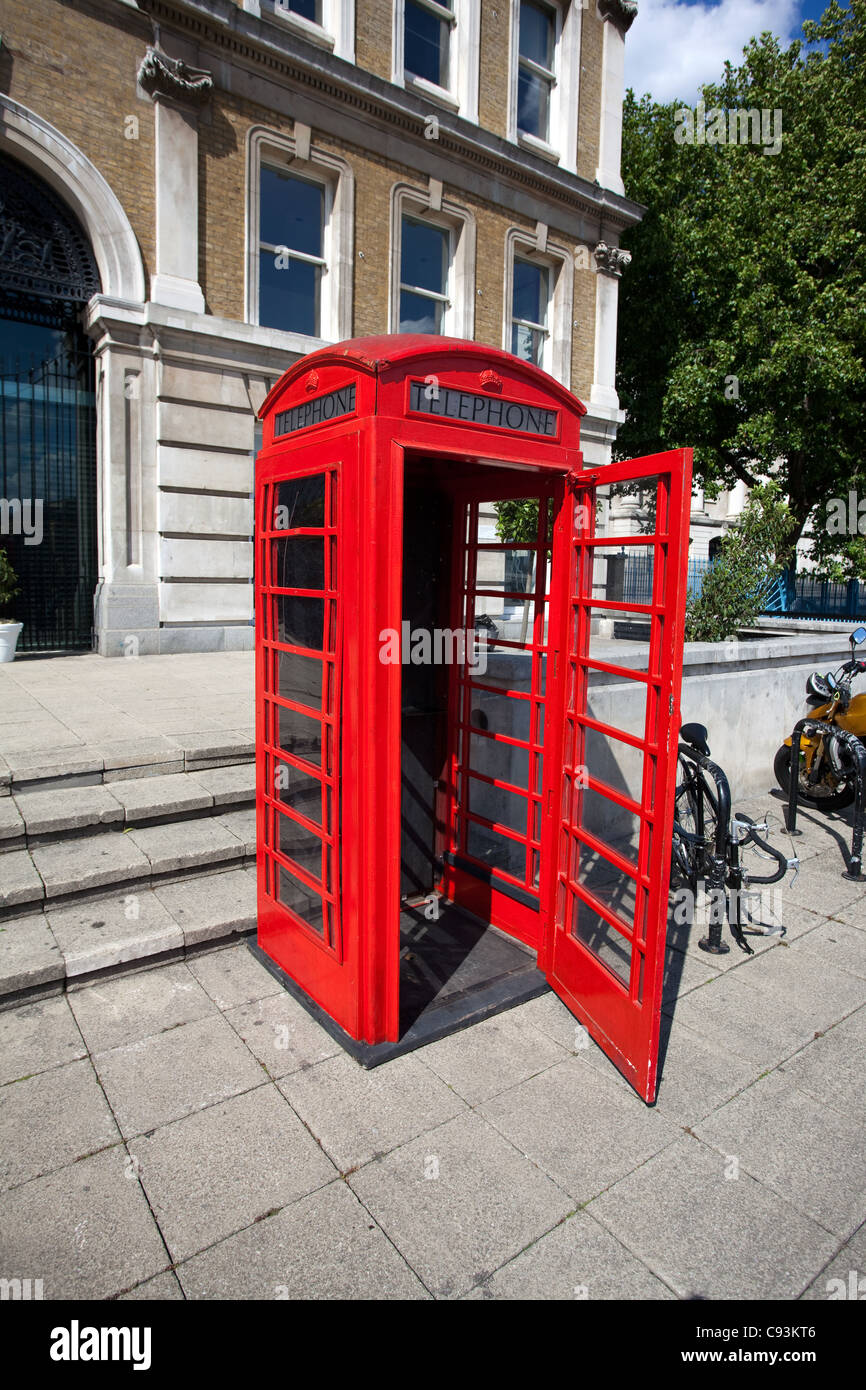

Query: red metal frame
256,336,691,1100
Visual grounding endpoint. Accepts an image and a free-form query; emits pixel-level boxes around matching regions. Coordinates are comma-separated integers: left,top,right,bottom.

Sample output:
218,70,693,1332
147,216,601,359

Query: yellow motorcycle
774,626,866,811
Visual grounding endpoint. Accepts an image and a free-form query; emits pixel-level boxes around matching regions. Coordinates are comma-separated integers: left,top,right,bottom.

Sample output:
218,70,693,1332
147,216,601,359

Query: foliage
684,482,795,640
0,548,18,616
493,498,542,545
617,2,866,565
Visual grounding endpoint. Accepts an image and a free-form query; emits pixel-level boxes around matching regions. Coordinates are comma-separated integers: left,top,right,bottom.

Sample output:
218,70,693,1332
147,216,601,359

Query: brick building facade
0,0,640,655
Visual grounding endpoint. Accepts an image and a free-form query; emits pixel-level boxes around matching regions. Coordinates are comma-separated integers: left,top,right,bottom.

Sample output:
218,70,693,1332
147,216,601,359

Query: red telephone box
253,335,692,1103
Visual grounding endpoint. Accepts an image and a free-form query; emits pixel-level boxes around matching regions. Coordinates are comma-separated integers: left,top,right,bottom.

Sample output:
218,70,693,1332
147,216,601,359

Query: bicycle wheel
671,759,716,890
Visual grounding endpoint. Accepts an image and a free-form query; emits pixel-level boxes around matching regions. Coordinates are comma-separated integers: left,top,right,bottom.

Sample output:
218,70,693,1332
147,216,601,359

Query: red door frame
540,449,693,1102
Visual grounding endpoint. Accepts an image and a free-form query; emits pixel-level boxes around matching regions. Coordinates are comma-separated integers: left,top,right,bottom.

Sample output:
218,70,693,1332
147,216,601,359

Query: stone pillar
589,240,631,413
85,297,161,656
138,47,213,314
595,0,637,196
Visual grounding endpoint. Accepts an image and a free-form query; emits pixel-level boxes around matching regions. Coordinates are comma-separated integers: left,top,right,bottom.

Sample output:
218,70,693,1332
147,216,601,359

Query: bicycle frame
786,719,866,879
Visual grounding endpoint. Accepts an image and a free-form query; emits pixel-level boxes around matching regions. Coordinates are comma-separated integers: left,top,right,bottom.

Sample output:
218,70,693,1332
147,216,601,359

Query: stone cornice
134,0,644,232
598,0,639,35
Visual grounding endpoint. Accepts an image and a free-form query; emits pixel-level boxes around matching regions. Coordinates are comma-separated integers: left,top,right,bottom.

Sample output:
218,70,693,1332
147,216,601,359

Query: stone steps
0,864,258,1008
0,733,254,797
0,753,261,1010
0,764,255,851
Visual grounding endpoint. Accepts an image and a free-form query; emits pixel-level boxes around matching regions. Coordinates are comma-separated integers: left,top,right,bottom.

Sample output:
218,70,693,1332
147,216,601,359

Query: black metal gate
0,342,98,650
0,152,100,652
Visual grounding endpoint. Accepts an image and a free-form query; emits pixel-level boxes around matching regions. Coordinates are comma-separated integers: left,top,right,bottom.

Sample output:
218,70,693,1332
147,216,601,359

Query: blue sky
624,0,839,103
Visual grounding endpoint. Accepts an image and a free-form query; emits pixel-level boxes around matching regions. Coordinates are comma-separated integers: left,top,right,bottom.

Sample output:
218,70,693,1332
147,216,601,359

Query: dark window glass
278,703,322,766
466,820,526,878
519,0,554,67
513,259,548,325
260,169,324,258
405,1,451,87
468,780,528,836
274,475,325,530
278,865,325,935
286,0,320,22
517,68,550,140
259,252,320,336
401,217,448,295
271,537,325,591
273,596,324,649
399,291,444,335
274,758,322,824
277,811,323,880
278,650,324,709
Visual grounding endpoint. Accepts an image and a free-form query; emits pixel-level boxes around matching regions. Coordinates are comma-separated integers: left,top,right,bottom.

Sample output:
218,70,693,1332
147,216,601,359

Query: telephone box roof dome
259,334,587,420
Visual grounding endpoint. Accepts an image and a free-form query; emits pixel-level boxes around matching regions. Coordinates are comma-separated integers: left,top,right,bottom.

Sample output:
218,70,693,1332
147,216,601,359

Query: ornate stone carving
138,47,214,105
594,241,632,277
598,0,638,34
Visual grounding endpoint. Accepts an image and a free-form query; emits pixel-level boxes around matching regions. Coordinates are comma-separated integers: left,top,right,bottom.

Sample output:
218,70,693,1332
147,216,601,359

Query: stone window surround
506,0,581,175
502,226,574,387
243,0,356,62
391,0,482,122
245,125,354,345
389,182,476,339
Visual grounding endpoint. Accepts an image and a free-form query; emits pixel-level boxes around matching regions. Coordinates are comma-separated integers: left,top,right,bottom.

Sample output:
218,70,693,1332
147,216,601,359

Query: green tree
685,482,795,640
0,548,18,617
616,2,866,571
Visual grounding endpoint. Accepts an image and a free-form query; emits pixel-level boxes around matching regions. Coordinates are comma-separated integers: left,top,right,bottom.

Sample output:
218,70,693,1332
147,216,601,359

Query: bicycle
670,722,799,955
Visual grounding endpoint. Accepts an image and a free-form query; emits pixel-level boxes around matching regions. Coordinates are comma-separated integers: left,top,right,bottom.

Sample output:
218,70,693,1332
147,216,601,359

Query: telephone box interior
252,336,691,1103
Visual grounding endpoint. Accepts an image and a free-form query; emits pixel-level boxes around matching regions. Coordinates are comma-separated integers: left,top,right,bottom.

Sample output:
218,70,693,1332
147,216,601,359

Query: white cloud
623,0,803,104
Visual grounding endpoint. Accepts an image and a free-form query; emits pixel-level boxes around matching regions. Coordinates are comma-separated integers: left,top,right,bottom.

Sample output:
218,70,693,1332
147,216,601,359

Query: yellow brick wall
478,0,509,139
355,0,392,81
0,0,156,290
577,9,603,183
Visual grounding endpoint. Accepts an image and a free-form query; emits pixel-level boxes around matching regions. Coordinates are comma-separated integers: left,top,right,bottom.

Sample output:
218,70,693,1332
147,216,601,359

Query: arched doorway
0,152,100,651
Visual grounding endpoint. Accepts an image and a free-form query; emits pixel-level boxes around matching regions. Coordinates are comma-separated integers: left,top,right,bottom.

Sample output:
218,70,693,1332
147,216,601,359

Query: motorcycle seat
680,722,710,755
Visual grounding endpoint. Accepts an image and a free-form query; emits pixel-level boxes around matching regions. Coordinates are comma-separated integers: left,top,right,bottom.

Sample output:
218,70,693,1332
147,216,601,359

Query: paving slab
727,938,866,1034
800,1221,866,1301
349,1110,572,1299
127,818,244,874
192,763,255,805
178,1178,427,1300
107,772,213,821
93,1013,267,1137
773,1007,866,1118
129,1084,337,1262
480,1056,680,1202
694,1067,866,1241
215,807,256,856
0,913,63,997
788,918,866,979
31,831,151,899
0,850,44,909
7,749,103,784
0,1147,169,1299
154,868,256,947
223,990,340,1078
47,891,184,978
15,784,123,835
0,995,86,1085
0,797,24,844
278,1051,467,1172
652,1014,768,1127
832,896,866,930
465,1210,675,1300
589,1133,839,1300
0,1057,121,1191
664,970,827,1069
116,1270,185,1300
419,1009,567,1105
187,941,281,1010
68,962,218,1052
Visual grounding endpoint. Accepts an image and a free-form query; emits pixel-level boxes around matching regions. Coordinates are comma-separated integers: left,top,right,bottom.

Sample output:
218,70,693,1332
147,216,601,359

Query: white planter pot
0,622,23,662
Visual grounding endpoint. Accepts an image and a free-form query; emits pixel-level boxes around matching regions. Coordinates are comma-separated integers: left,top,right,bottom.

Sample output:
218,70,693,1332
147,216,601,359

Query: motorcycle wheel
773,744,856,811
